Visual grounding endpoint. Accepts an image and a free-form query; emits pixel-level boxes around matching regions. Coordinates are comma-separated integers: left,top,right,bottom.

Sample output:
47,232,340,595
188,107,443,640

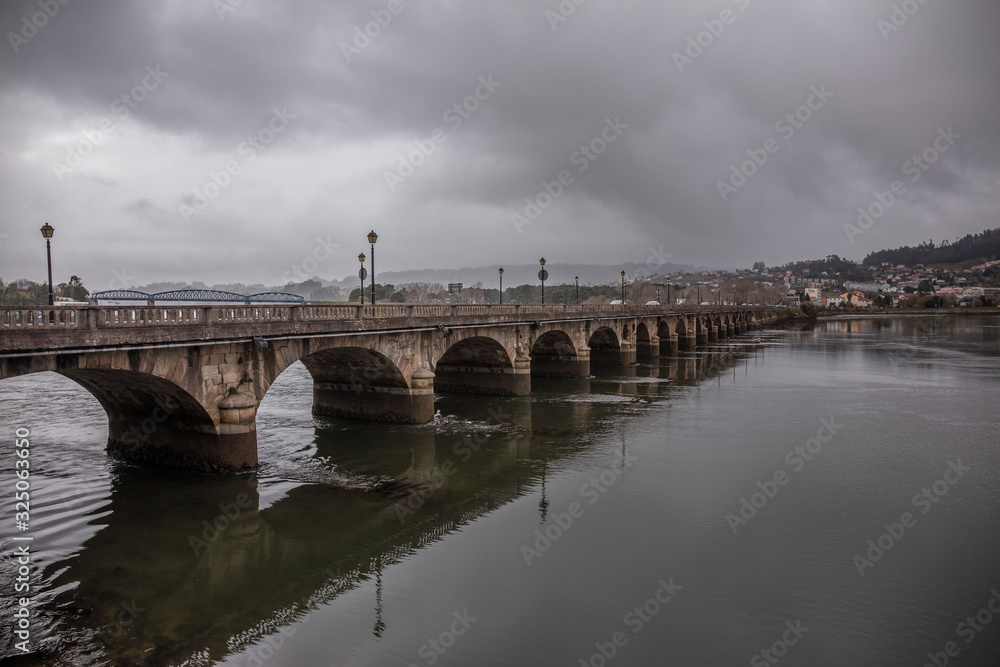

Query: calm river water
2,315,999,666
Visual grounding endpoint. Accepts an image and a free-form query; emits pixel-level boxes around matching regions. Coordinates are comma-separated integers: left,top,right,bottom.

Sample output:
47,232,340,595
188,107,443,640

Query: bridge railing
0,308,81,329
1,303,775,335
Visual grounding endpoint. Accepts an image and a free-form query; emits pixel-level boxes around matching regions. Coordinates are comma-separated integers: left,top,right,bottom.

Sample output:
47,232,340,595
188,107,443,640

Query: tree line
862,228,1000,267
0,277,89,306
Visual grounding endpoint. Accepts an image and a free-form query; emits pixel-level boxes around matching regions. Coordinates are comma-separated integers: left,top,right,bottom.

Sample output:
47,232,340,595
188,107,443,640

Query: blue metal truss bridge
89,289,304,304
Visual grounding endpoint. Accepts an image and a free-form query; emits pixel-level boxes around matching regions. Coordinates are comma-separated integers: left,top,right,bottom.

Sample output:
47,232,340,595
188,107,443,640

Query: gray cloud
1,0,998,287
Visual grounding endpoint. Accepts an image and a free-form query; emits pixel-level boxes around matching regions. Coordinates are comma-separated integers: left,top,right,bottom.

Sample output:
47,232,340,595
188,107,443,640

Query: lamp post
40,223,54,306
575,276,579,305
538,257,547,304
666,277,672,306
367,230,378,305
498,267,503,305
697,281,702,305
620,270,626,304
733,287,737,306
358,253,367,305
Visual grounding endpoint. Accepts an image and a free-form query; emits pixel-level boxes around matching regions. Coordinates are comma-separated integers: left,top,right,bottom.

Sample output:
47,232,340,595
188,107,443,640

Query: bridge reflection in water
32,344,763,666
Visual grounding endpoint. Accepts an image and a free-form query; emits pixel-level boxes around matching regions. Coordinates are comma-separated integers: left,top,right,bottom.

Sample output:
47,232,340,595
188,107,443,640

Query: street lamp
575,276,579,305
666,277,672,306
620,270,626,304
40,223,54,306
358,253,366,305
367,230,378,305
539,257,547,304
697,281,702,305
498,267,504,305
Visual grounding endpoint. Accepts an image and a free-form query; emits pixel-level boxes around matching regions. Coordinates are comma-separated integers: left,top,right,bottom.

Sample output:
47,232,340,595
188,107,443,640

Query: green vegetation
0,276,89,306
863,228,1000,267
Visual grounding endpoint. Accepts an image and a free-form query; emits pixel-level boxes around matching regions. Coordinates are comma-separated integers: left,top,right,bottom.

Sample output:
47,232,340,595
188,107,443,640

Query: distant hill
862,228,1000,267
333,261,694,289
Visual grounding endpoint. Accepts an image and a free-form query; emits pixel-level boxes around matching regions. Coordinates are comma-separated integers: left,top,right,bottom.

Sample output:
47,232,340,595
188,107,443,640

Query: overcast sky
2,0,998,289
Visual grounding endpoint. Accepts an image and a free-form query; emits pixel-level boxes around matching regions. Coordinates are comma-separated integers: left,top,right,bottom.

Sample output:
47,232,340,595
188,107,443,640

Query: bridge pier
531,347,591,379
312,370,436,423
696,329,709,346
660,334,680,357
434,356,531,396
636,337,659,362
591,342,636,368
679,333,697,351
106,414,258,473
728,323,736,337
709,326,719,342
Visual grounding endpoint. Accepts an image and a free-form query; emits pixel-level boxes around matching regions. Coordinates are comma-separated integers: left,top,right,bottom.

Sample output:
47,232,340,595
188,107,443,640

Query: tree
752,261,766,272
59,275,89,301
800,301,819,318
917,280,934,294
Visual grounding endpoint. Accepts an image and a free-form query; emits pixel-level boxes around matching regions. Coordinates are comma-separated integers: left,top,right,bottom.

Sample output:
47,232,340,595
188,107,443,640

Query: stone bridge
0,303,781,472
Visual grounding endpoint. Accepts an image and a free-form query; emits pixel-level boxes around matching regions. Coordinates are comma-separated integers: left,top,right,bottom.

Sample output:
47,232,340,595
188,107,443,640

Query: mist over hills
126,262,694,298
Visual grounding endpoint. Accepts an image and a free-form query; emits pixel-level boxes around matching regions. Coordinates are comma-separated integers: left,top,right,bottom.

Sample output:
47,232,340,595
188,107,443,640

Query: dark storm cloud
1,0,998,286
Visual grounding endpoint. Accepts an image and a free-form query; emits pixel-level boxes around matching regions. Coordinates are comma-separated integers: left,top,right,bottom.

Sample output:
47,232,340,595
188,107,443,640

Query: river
1,315,999,666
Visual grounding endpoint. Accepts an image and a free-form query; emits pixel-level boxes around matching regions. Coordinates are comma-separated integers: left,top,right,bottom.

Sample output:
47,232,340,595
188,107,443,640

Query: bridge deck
0,304,768,354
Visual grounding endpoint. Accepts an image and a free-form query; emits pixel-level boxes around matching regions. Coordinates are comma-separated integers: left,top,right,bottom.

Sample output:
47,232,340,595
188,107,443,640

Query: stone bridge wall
0,304,781,472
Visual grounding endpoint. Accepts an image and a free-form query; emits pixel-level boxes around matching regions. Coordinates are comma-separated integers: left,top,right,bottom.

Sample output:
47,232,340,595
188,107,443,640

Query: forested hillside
863,228,1000,266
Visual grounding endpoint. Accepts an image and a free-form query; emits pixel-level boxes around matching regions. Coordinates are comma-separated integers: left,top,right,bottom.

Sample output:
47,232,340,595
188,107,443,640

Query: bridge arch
530,329,589,378
589,326,631,367
434,335,527,395
298,346,432,423
57,369,239,470
635,322,657,362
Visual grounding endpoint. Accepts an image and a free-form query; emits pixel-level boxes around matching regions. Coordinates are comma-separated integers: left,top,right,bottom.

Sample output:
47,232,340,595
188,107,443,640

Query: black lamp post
358,253,366,305
575,276,579,305
367,230,378,305
539,257,546,304
697,281,702,305
40,223,54,306
666,277,672,306
620,270,626,304
498,267,503,305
